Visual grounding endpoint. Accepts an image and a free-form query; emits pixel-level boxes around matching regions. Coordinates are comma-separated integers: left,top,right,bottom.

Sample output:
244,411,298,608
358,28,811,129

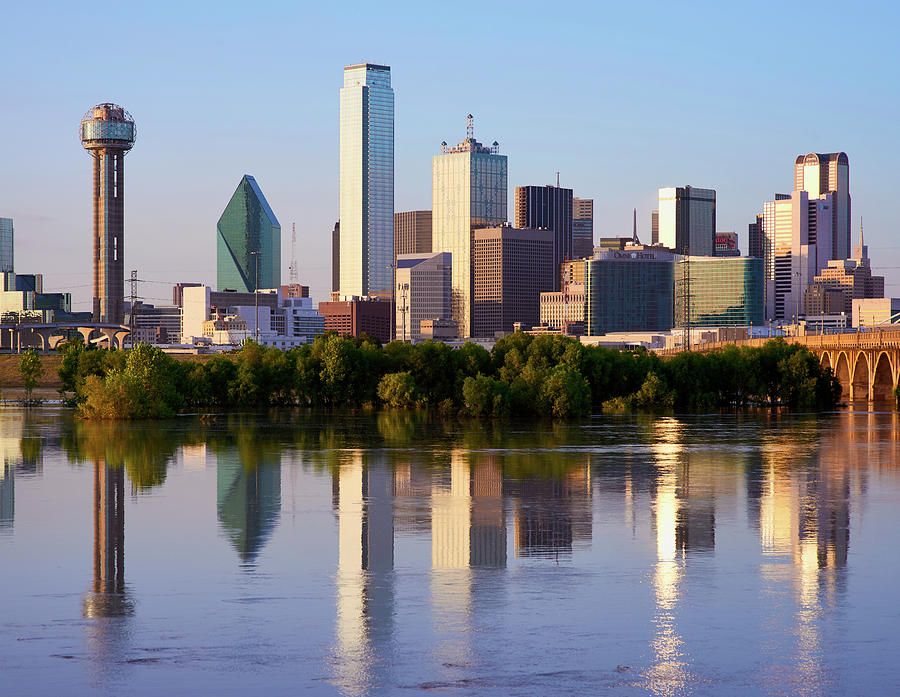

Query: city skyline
2,2,898,310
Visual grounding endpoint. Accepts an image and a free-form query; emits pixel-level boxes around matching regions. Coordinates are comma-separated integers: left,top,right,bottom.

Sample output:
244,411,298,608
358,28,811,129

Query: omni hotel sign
612,251,657,260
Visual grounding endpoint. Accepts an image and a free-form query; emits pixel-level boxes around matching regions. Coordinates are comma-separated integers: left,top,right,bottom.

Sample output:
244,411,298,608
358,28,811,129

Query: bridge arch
819,351,832,372
834,352,852,402
852,352,870,402
872,351,896,403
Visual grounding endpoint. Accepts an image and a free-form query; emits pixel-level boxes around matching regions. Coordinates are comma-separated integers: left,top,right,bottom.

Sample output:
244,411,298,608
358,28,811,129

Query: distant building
809,253,884,318
0,218,12,274
280,283,310,298
714,232,739,256
173,282,202,307
675,256,764,327
420,318,458,340
394,210,432,257
658,186,716,256
472,226,553,337
126,302,182,344
747,214,764,261
804,285,845,316
432,116,507,337
515,185,573,290
318,297,392,343
794,152,850,261
539,282,586,333
584,247,675,335
572,198,594,259
395,252,451,342
217,175,281,293
283,296,325,339
203,309,249,345
339,63,394,297
853,298,900,328
332,221,340,293
651,210,659,245
595,237,634,252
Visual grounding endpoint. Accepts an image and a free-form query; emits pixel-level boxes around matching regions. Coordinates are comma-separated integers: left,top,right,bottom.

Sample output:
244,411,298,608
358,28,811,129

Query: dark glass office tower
514,185,573,290
217,175,281,292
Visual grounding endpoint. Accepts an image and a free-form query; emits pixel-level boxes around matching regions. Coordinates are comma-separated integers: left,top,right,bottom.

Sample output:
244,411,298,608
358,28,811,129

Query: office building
283,296,326,339
573,198,594,259
432,115,507,337
332,221,340,293
0,218,12,274
339,63,394,298
657,186,716,256
472,226,553,337
173,282,202,307
808,243,883,317
80,103,136,324
651,210,659,245
318,297,392,343
747,214,764,261
795,152,850,261
714,232,739,256
394,252,451,342
280,283,309,298
515,185,573,290
675,256,763,327
539,282,586,333
217,175,281,293
584,248,675,335
853,298,900,328
394,210,432,258
804,285,845,316
762,190,834,321
126,302,182,344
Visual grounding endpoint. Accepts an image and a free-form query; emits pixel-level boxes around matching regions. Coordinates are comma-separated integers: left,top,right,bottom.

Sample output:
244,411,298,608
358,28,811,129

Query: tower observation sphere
80,103,136,324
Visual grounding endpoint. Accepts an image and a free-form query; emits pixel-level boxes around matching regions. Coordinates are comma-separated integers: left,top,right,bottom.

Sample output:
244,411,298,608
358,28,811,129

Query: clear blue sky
2,0,898,309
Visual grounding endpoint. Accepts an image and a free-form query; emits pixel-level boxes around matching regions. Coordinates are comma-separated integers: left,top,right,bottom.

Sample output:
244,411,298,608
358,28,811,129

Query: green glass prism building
675,256,764,327
217,175,281,292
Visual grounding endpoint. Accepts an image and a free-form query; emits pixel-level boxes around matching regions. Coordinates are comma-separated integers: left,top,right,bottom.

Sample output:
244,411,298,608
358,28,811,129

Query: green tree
18,349,44,401
377,371,419,408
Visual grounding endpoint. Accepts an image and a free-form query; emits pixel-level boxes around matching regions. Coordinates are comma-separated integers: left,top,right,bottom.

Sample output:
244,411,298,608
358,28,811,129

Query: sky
2,0,899,310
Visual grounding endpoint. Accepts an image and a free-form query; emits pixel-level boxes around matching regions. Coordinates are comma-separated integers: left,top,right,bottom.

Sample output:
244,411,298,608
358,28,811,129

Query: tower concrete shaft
91,149,126,323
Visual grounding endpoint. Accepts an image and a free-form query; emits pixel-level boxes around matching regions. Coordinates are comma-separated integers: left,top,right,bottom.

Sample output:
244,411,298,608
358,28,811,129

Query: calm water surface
1,408,899,696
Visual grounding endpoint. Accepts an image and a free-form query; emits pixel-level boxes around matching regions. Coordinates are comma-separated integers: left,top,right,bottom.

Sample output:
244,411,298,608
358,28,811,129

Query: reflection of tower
83,461,130,618
512,464,591,558
80,103,136,324
0,462,13,532
431,452,506,569
216,451,281,564
333,452,394,696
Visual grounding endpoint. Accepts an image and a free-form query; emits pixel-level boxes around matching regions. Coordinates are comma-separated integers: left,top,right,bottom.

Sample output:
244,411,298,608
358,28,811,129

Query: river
1,407,898,696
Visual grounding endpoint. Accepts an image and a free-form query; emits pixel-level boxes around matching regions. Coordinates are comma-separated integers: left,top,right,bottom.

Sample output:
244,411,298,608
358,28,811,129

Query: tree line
55,332,841,420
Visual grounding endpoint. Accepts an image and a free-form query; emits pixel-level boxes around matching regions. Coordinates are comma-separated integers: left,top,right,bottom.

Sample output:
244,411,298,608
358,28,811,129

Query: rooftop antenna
632,208,640,244
466,113,474,140
556,171,560,187
289,221,298,284
860,216,864,247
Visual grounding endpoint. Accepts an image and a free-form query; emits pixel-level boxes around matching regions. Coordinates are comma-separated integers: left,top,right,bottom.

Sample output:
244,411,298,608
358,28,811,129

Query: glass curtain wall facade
572,198,594,259
514,185,573,290
658,186,716,256
433,131,507,338
675,257,764,327
217,175,281,293
585,252,675,335
339,64,394,298
0,218,12,275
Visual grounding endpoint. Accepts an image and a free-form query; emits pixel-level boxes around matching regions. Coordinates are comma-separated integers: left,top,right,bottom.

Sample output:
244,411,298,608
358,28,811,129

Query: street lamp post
250,250,260,343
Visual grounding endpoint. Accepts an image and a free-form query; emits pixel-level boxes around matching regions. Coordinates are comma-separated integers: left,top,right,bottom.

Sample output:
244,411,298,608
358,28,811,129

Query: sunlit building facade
394,252,452,342
675,256,764,327
217,175,281,293
432,117,507,337
339,63,394,298
658,186,716,256
794,152,850,261
573,198,594,259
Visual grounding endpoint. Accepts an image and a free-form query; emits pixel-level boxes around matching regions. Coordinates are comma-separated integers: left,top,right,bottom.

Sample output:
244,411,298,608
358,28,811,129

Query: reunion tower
80,103,136,324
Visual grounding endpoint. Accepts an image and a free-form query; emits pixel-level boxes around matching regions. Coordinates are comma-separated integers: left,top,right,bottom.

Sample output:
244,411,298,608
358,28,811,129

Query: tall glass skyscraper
658,186,716,256
432,117,507,337
339,63,394,298
0,218,13,275
217,175,281,292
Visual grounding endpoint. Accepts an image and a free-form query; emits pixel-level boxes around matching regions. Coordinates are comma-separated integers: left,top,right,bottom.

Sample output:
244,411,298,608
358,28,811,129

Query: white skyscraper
339,63,394,298
432,116,507,337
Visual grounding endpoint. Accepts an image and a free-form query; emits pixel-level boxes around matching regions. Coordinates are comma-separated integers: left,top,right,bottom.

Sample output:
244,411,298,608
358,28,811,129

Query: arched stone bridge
677,330,900,404
2,323,131,351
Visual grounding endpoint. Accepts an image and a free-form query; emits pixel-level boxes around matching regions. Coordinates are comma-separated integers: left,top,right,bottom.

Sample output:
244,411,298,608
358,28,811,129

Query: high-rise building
394,210,432,258
515,185,573,290
675,256,764,327
572,198,594,259
332,221,340,293
748,214,764,261
584,248,675,335
0,218,12,275
79,104,136,324
432,116,507,337
807,231,884,317
794,152,850,261
761,190,834,321
216,175,281,293
318,297,392,343
714,231,740,257
472,226,553,337
657,186,716,256
651,210,659,245
395,252,451,342
339,63,394,298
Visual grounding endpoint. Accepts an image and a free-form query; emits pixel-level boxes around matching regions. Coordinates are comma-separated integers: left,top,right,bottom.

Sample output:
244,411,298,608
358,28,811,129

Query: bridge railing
655,328,900,356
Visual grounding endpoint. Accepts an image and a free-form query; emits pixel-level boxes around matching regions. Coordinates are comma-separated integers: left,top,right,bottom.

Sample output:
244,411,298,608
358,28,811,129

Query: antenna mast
289,221,298,285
